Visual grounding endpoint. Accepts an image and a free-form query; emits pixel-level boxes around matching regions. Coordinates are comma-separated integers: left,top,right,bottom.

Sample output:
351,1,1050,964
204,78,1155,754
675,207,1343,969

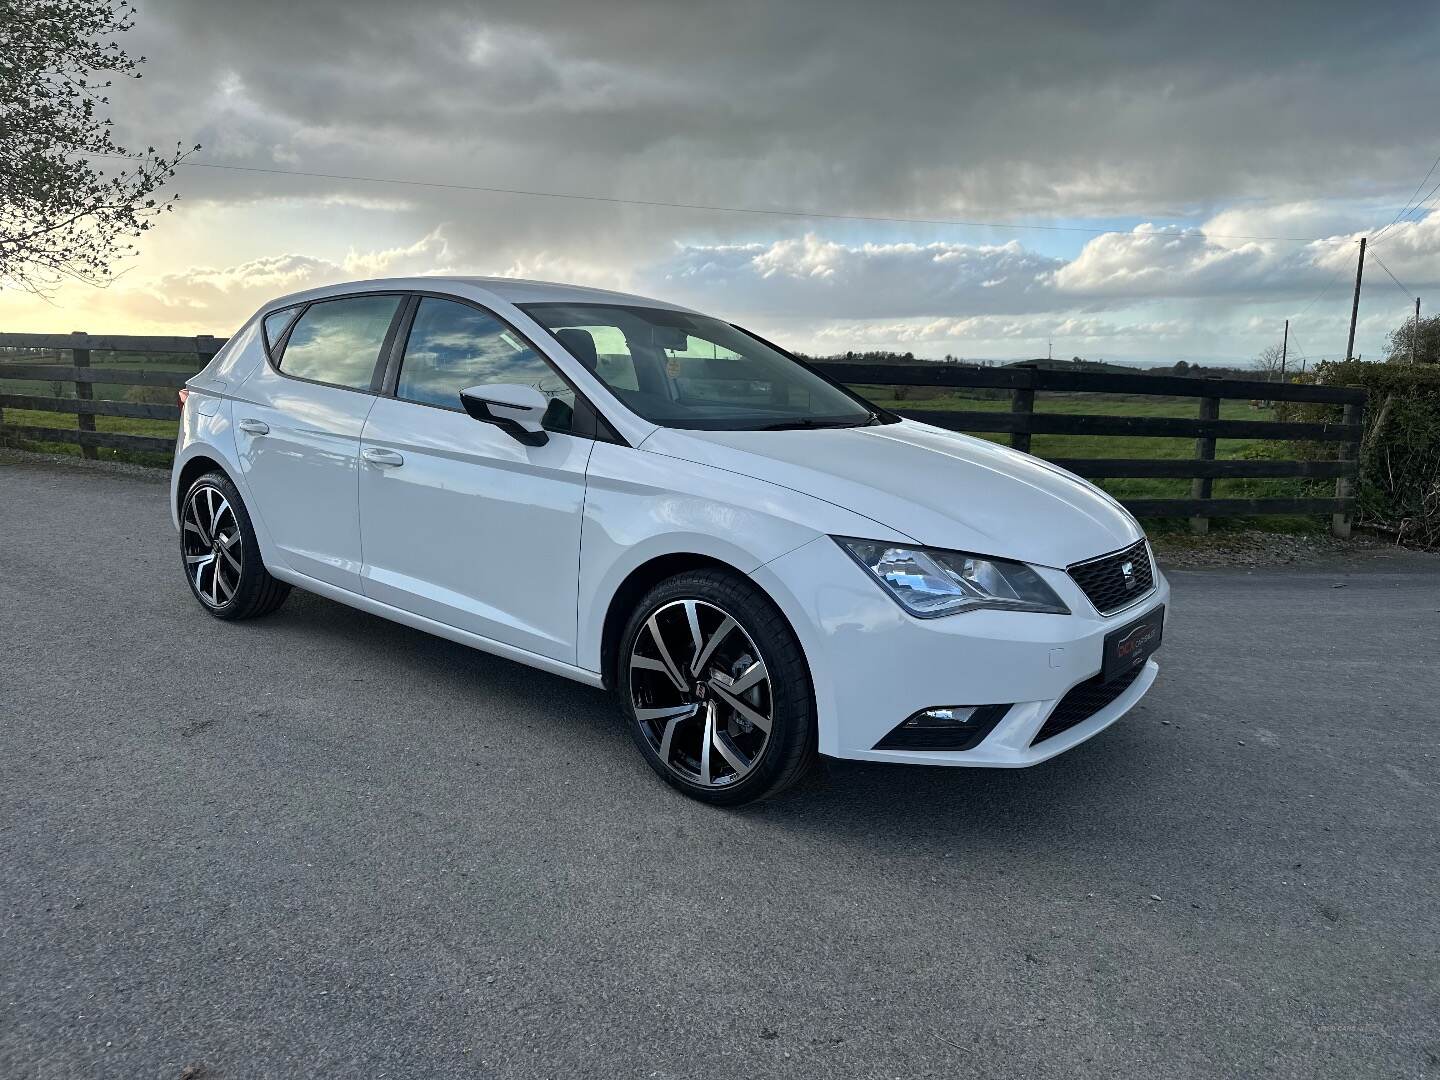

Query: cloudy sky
6,0,1439,365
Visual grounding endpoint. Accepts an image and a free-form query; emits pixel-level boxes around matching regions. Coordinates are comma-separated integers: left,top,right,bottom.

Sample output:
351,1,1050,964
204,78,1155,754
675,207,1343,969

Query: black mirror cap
459,392,549,447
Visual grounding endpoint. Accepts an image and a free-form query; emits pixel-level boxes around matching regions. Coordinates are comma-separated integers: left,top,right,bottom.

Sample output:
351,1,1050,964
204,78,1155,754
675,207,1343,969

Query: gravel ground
2,452,1439,1080
1149,528,1403,570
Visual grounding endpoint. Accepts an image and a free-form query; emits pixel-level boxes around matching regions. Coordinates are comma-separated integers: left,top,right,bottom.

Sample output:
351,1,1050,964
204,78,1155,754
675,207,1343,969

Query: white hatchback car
172,277,1168,804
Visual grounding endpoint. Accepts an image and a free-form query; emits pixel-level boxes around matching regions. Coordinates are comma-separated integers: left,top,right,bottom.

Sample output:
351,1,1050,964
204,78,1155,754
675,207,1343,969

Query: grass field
0,353,201,469
859,388,1325,505
1,361,1331,530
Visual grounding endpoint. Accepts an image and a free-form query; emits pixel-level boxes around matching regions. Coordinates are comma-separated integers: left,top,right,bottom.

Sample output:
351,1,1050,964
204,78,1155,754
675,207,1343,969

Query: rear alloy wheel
180,471,290,620
182,484,243,608
619,570,816,805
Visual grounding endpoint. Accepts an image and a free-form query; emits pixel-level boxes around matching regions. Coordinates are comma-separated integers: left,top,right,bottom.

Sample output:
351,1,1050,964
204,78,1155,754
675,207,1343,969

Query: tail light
178,388,190,409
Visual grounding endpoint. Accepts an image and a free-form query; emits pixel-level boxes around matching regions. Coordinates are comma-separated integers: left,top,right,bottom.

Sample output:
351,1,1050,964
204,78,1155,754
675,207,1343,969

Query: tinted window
262,306,300,352
555,323,639,390
397,298,575,430
522,303,875,431
278,295,401,389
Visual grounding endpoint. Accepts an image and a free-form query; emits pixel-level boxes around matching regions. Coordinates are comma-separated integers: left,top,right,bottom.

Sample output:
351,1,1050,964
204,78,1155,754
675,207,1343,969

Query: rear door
357,295,595,663
233,293,404,592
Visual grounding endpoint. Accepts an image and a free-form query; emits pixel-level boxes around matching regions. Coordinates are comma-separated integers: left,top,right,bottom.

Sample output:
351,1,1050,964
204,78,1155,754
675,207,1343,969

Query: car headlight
834,537,1070,617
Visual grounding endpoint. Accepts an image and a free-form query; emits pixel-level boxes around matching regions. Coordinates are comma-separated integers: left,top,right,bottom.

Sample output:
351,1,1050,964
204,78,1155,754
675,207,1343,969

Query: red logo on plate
1116,624,1157,662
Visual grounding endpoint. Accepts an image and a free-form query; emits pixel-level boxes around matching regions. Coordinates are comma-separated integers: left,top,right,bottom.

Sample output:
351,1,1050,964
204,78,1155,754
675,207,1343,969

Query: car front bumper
751,535,1170,766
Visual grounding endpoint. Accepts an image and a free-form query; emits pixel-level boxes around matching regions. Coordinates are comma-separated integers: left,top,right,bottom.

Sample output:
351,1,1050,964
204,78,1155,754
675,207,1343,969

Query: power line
1288,331,1309,362
78,146,1435,359
1288,200,1424,324
1284,149,1440,324
1372,174,1440,251
80,150,1333,243
1368,250,1414,302
1291,250,1353,320
1372,147,1440,245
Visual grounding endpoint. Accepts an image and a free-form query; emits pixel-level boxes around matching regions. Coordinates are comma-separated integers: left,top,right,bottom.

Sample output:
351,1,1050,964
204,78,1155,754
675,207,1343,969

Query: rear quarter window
262,306,301,355
276,295,401,390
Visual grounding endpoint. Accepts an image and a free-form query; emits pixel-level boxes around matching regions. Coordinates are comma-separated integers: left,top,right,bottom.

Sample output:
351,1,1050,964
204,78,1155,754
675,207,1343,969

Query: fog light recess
873,704,1011,751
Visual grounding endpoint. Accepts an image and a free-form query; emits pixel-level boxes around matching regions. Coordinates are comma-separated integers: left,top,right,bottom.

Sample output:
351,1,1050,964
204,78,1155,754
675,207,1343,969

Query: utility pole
1280,319,1288,381
1413,297,1421,365
1345,237,1366,360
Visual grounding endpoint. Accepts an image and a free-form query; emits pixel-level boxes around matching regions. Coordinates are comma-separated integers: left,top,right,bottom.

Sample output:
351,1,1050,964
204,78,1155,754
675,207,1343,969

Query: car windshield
520,303,880,431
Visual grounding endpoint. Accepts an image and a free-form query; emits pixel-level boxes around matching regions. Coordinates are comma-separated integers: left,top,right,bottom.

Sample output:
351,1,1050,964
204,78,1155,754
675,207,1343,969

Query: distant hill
793,350,969,366
793,350,1006,369
1002,357,1139,374
1004,357,1262,380
794,350,1266,381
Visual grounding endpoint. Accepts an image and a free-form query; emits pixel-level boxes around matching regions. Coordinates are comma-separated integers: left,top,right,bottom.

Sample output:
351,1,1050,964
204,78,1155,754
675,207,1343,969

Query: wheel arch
170,439,280,572
597,550,819,699
175,452,236,517
598,552,743,690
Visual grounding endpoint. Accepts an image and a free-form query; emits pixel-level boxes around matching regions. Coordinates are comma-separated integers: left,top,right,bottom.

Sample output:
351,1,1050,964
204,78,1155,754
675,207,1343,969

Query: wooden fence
0,332,219,460
0,332,1366,535
812,361,1366,536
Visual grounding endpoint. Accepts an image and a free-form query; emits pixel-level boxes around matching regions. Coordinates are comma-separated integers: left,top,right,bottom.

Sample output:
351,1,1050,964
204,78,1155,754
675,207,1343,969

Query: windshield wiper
753,415,873,431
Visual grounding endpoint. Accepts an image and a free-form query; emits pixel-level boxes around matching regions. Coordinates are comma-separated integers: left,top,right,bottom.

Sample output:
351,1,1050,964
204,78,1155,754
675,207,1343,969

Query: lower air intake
1031,665,1145,746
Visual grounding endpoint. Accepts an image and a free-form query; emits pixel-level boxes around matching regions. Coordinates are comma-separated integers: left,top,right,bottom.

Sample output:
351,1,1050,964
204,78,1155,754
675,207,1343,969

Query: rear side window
278,295,401,389
397,297,575,430
261,306,300,354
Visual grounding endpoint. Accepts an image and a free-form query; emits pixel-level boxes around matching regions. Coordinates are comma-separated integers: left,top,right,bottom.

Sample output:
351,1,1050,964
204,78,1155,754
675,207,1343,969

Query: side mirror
459,384,550,446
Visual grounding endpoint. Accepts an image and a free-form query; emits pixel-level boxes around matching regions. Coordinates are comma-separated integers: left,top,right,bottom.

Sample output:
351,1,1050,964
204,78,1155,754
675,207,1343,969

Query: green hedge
1282,361,1440,546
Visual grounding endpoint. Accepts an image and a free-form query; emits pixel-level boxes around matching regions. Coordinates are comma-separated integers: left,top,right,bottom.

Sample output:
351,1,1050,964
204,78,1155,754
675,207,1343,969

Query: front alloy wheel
619,570,816,805
630,598,774,788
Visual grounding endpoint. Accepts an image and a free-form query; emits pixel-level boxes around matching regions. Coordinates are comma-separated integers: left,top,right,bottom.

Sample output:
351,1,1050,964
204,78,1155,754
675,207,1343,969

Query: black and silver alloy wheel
183,485,243,608
618,569,817,805
630,599,773,788
179,470,291,620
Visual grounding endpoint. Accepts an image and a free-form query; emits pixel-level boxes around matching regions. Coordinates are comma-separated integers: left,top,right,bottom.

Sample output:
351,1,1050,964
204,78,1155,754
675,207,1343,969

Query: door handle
361,447,405,467
237,418,269,435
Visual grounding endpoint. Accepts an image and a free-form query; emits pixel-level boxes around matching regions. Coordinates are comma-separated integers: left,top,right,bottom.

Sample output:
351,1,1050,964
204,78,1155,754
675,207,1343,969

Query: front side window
521,303,878,431
278,295,401,389
397,298,575,431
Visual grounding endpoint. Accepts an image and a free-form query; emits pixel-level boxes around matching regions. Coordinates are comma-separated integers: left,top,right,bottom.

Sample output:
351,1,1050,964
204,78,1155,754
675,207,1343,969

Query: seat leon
171,277,1169,804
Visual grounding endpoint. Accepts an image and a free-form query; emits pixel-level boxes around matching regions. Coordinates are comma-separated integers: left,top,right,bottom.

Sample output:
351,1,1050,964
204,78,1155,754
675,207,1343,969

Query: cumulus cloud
813,315,1195,347
1056,213,1440,300
645,212,1440,324
651,236,1064,317
2,231,465,331
1052,226,1298,298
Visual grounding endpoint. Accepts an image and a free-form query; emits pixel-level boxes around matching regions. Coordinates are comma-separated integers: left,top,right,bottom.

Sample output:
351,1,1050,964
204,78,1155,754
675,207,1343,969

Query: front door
357,296,593,663
232,293,402,591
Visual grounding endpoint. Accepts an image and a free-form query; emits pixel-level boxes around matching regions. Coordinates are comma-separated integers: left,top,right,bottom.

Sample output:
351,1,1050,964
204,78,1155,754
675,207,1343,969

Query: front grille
1031,664,1144,746
1067,539,1154,615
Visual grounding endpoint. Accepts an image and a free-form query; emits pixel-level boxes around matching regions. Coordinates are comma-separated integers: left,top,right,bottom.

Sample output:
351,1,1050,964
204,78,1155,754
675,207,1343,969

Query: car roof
261,275,700,315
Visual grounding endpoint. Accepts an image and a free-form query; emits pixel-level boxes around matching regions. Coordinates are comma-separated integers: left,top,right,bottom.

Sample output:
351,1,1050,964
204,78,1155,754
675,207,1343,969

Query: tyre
617,568,817,805
180,470,290,620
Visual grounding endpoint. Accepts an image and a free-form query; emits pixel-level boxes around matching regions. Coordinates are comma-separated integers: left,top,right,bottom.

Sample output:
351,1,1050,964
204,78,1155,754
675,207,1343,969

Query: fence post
1190,385,1221,534
72,331,97,460
1331,400,1363,538
1009,364,1035,453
